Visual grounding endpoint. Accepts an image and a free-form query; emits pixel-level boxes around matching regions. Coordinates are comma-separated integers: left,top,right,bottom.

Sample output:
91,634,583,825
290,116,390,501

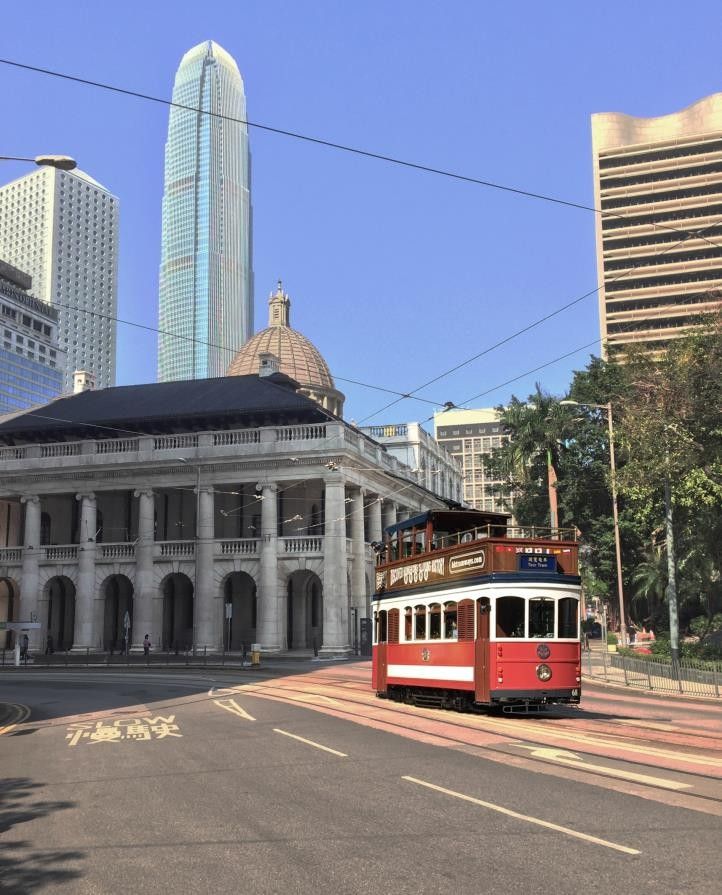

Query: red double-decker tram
371,509,582,713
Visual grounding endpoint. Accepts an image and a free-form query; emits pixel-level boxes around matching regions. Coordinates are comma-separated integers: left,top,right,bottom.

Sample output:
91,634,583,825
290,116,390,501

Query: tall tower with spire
158,40,253,381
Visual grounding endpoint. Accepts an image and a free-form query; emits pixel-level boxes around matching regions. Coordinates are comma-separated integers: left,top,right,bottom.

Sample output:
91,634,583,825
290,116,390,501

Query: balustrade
282,536,323,554
43,545,78,561
219,539,260,555
98,543,137,560
157,541,195,558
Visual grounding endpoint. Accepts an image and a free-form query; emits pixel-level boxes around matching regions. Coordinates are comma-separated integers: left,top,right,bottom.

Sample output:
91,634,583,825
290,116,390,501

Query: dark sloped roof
0,373,331,443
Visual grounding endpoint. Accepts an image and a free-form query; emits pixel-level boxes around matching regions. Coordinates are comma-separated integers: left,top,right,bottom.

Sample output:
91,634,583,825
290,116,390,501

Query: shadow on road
0,777,83,890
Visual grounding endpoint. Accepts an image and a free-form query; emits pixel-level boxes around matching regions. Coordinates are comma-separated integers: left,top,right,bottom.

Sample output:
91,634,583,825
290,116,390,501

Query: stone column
19,495,41,649
73,492,98,650
369,496,383,544
382,500,397,531
322,476,350,653
194,486,218,650
132,489,155,650
256,483,281,650
349,487,367,650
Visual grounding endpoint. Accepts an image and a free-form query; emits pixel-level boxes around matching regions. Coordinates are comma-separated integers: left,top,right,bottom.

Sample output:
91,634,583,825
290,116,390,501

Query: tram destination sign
518,554,557,572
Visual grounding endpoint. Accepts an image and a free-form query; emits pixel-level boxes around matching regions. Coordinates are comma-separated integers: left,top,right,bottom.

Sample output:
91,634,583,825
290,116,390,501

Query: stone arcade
0,371,450,655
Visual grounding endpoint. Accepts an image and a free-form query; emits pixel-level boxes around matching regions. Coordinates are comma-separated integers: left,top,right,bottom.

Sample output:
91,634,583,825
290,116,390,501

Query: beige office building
592,92,722,354
433,408,510,513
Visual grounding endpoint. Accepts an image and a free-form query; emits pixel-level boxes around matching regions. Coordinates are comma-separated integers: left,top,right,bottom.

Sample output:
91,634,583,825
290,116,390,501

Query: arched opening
161,573,194,650
45,576,76,651
286,570,323,650
0,577,18,649
223,572,256,651
101,574,134,651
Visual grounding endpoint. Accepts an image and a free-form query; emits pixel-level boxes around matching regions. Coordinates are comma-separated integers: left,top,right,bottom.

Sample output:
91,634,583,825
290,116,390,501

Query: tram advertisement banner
376,547,488,593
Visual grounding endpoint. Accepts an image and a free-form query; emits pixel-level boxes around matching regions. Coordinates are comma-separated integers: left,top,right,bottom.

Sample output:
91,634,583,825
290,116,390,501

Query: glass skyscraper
158,40,253,381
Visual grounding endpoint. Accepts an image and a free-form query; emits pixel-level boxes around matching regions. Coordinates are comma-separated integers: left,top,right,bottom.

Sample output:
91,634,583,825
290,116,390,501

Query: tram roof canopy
0,372,333,443
385,508,510,537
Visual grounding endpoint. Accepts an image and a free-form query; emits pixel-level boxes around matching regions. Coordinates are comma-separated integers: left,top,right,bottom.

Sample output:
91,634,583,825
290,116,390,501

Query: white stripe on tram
387,664,474,682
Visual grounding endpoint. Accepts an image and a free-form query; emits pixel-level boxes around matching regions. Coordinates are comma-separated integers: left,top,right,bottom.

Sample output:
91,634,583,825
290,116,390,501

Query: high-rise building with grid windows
0,167,118,391
158,40,253,382
592,92,722,354
433,408,511,514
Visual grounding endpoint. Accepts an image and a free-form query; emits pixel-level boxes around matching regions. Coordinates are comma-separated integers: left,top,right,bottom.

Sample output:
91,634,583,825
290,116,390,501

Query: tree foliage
486,315,722,631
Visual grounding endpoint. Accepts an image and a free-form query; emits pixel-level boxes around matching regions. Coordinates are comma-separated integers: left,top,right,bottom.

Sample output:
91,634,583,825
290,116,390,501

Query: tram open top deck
374,508,579,596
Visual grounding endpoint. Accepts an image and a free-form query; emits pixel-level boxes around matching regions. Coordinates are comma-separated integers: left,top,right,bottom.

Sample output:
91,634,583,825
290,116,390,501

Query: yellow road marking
402,776,640,855
213,699,256,721
0,703,30,735
513,744,691,791
273,728,347,757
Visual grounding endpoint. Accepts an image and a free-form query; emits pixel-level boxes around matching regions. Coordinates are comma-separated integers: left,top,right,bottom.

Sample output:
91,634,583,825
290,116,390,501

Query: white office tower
0,166,118,390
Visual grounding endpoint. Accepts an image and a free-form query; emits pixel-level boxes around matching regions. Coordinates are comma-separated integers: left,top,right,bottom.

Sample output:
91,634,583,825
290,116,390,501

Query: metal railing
583,646,722,697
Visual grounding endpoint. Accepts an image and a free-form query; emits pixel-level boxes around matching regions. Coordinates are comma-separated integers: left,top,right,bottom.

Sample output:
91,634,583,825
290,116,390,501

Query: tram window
558,598,579,638
529,598,555,638
379,610,388,643
414,605,427,640
496,596,525,637
444,602,458,638
404,607,413,640
429,604,441,639
373,612,378,644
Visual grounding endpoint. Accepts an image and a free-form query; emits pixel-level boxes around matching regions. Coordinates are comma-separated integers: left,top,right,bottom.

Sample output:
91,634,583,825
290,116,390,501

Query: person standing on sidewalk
143,634,151,658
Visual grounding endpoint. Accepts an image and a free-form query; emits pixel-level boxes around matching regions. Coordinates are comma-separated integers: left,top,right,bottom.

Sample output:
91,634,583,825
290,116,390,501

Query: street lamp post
561,400,627,648
0,155,77,170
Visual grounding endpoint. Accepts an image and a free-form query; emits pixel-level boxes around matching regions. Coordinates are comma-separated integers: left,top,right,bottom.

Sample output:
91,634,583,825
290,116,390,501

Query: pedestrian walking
21,633,29,661
45,633,54,655
143,634,151,657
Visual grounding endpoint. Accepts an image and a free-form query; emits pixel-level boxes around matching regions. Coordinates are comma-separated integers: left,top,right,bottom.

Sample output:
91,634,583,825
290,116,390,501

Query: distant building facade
0,260,64,413
0,166,118,390
433,408,510,513
592,92,722,354
358,422,463,506
158,40,253,381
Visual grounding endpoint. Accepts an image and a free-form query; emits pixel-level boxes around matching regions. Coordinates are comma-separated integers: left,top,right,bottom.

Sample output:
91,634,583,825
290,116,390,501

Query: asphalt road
2,662,722,894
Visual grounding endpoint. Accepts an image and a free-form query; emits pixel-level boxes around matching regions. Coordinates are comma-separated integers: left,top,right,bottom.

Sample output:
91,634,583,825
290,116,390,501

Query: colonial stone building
0,371,450,655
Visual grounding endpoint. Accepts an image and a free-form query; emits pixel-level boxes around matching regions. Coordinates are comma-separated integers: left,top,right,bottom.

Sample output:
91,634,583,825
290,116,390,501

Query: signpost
225,601,232,652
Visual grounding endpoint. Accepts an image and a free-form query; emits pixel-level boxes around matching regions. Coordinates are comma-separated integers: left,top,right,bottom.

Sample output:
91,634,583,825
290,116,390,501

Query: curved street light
0,154,77,171
560,399,627,648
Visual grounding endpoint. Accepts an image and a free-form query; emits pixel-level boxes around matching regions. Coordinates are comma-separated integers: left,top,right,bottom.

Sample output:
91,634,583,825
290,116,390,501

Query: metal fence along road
583,645,722,698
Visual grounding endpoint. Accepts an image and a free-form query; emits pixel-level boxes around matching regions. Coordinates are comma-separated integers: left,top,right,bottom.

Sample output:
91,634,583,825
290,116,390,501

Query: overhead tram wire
2,57,722,252
358,214,722,423
4,59,721,418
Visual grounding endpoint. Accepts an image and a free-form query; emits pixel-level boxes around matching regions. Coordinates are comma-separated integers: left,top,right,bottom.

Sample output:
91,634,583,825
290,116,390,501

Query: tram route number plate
518,555,557,572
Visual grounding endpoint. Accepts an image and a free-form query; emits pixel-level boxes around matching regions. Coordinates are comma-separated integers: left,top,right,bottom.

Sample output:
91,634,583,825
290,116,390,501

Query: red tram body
371,510,582,712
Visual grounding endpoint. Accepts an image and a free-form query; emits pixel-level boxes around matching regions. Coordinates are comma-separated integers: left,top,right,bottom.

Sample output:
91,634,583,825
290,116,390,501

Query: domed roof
226,282,335,391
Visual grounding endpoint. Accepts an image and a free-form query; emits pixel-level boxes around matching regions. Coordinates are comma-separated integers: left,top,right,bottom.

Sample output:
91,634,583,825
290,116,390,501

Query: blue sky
1,1,720,426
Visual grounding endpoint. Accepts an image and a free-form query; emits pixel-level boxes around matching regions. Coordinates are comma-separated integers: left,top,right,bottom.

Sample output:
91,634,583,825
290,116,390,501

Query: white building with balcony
0,372,449,655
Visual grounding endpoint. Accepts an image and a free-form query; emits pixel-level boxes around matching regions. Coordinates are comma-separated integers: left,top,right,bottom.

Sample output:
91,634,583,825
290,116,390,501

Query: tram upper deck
374,509,579,596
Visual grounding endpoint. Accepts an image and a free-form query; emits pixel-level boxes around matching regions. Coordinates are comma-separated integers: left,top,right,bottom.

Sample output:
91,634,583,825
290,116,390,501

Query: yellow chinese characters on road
66,715,182,746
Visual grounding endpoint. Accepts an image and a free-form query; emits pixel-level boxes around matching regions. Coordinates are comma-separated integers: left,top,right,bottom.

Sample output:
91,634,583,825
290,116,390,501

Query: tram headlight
536,664,552,682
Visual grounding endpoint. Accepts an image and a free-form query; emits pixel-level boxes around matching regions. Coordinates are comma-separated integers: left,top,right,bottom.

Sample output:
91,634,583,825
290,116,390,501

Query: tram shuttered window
457,599,475,641
404,607,412,640
558,598,578,638
415,605,427,640
388,609,400,643
496,596,525,637
429,604,441,639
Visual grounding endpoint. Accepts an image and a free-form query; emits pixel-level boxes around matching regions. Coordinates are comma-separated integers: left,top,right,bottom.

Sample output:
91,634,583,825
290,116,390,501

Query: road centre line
273,728,347,756
402,776,640,855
